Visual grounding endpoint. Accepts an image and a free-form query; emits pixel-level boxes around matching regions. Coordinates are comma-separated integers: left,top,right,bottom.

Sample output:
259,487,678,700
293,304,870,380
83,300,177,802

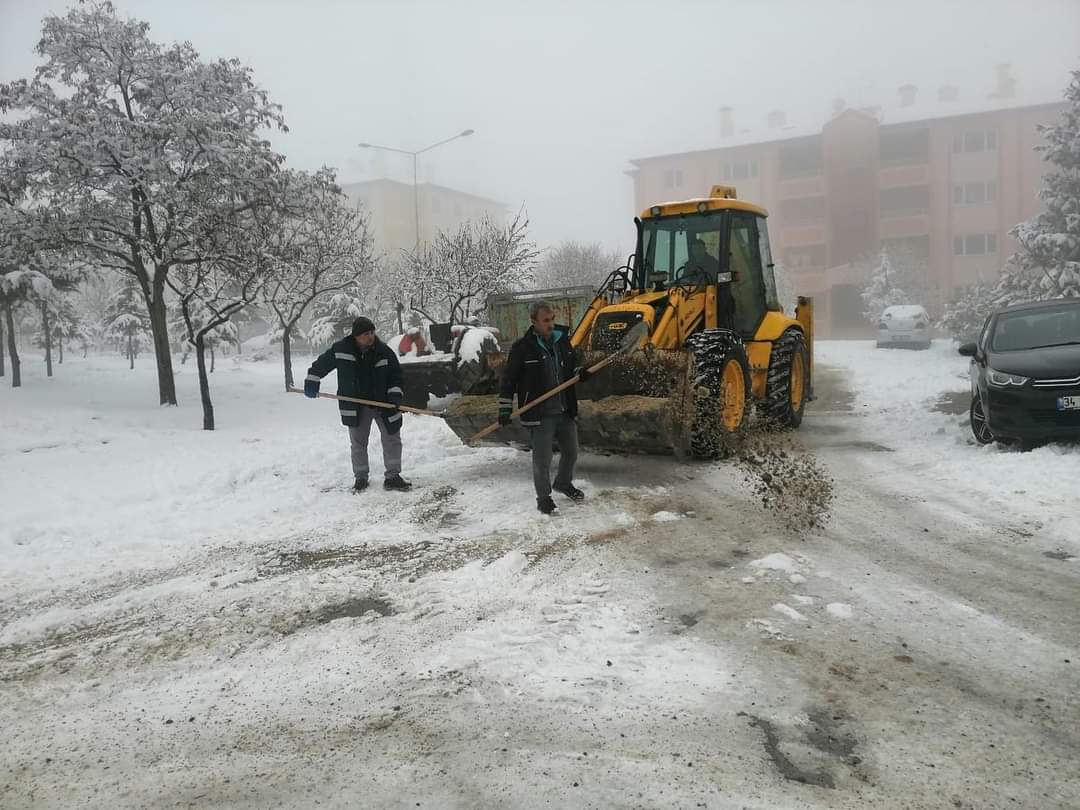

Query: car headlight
987,368,1030,387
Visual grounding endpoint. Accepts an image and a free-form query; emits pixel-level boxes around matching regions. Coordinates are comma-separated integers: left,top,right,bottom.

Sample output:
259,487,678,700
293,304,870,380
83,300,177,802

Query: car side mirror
958,342,978,357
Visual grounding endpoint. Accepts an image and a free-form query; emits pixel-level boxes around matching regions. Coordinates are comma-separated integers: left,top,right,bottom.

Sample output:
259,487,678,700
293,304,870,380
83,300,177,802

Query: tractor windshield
639,212,726,289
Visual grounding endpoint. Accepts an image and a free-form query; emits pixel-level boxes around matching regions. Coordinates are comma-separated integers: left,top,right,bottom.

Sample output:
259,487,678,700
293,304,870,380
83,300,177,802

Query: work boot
553,483,585,502
352,477,369,493
383,474,413,491
537,496,558,515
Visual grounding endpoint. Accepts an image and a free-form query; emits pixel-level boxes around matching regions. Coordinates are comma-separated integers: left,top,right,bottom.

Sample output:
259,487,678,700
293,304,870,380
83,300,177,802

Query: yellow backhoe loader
443,186,814,457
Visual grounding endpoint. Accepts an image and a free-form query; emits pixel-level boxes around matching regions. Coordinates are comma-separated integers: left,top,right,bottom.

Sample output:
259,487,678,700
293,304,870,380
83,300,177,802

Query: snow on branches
399,210,538,324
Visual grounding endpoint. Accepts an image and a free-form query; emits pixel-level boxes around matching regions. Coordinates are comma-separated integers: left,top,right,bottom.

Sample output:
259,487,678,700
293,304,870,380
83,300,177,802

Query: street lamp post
358,129,475,261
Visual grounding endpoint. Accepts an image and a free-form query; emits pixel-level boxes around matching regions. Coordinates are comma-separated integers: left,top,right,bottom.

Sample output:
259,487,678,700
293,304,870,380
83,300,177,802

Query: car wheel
969,397,994,444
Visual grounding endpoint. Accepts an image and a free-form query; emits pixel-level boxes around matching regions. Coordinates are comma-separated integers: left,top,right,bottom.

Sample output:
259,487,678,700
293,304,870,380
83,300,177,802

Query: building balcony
879,164,930,188
780,224,827,246
879,213,931,239
778,175,825,199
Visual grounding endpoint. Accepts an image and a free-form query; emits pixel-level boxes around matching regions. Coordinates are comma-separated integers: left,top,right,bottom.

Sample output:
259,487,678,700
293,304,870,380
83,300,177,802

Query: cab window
728,214,768,335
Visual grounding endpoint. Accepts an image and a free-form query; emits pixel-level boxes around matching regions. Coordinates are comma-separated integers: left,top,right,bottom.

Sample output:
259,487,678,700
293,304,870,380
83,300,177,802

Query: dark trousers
528,414,578,498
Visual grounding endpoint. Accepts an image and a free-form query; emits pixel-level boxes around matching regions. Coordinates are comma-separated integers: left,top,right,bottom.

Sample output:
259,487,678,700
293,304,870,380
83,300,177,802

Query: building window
721,159,759,181
953,233,998,256
783,244,827,269
779,140,823,179
879,185,930,218
779,196,825,226
952,129,998,153
952,181,997,205
663,169,684,189
879,128,930,166
881,235,930,261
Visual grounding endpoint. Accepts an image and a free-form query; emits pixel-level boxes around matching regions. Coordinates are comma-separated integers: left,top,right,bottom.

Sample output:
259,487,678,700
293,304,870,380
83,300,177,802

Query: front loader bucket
443,349,697,456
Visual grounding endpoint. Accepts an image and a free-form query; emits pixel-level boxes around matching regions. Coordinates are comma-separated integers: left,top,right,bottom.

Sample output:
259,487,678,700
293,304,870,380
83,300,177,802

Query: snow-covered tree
108,278,151,369
261,168,376,389
537,241,624,290
939,281,996,343
307,290,365,348
859,248,927,323
73,273,121,354
0,268,52,388
1008,69,1080,301
401,210,538,324
167,198,275,430
24,256,83,377
0,1,288,406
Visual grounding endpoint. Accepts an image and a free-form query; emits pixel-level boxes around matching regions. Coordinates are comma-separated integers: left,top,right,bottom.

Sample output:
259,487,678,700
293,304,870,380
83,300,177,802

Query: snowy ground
2,342,1078,809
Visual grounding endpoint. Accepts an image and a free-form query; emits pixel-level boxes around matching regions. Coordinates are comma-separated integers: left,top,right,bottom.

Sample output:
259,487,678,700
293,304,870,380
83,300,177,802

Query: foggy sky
2,0,1078,257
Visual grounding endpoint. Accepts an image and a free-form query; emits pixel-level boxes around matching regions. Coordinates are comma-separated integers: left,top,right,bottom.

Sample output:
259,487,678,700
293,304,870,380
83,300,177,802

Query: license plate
1058,395,1080,411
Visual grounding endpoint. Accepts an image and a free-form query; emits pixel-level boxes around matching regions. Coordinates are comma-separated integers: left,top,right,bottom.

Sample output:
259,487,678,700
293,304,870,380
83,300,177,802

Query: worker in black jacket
498,301,591,514
305,317,411,492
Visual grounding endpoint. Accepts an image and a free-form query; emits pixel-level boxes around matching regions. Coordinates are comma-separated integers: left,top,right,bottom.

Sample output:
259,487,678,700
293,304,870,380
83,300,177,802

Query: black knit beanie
351,317,375,336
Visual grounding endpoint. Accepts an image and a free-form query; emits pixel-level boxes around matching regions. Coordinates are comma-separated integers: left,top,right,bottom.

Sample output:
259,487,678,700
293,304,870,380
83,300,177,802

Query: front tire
969,396,994,444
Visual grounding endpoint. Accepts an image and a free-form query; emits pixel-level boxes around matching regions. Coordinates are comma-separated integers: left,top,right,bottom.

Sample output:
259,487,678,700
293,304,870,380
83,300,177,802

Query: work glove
577,367,593,383
498,407,512,427
304,378,320,398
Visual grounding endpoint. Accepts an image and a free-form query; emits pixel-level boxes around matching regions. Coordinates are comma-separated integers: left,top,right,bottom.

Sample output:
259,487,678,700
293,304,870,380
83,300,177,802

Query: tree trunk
147,292,178,405
128,334,134,370
210,344,215,373
4,305,20,388
281,324,294,390
58,338,63,365
42,302,53,378
195,333,215,431
0,311,5,377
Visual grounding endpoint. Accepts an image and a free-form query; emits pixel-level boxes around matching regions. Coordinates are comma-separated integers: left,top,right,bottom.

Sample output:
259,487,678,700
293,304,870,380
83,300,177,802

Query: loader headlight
650,206,662,216
987,369,1029,387
697,202,708,213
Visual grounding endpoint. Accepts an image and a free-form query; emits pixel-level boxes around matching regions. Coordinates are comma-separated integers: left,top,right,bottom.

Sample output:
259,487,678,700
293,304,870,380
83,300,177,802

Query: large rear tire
763,329,809,429
685,330,751,458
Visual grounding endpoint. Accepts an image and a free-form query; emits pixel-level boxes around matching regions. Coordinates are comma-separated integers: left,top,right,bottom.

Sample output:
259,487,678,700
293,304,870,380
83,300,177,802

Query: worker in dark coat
305,317,411,492
498,301,591,514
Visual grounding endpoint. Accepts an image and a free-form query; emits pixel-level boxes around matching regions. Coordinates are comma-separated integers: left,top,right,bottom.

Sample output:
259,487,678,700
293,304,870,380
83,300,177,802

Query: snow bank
456,327,499,365
748,552,799,573
817,340,1080,551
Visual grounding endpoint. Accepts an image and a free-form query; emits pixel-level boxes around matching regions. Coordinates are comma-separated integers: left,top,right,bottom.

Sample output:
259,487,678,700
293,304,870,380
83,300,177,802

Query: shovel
468,321,648,444
286,387,444,418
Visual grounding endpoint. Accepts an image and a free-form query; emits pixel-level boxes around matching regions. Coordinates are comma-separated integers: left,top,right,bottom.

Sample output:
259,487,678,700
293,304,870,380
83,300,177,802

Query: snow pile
748,552,799,573
456,326,499,365
651,510,684,523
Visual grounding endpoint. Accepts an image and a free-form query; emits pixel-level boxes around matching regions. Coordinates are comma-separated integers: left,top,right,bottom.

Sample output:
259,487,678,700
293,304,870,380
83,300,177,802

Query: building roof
628,95,1064,167
339,178,506,209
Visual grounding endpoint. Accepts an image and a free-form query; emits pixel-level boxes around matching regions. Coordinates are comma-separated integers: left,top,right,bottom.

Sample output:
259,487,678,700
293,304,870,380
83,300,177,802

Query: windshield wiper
1022,341,1080,350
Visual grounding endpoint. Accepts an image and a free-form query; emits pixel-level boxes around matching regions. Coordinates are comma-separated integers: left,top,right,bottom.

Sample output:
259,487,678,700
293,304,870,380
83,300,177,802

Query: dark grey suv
959,298,1080,446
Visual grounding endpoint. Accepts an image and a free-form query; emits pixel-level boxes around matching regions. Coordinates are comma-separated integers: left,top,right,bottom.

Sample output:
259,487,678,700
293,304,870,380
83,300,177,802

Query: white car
876,304,932,349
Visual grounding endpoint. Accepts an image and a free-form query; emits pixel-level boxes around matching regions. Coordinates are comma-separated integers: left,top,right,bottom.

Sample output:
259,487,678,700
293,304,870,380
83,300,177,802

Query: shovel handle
467,353,618,444
287,387,443,417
